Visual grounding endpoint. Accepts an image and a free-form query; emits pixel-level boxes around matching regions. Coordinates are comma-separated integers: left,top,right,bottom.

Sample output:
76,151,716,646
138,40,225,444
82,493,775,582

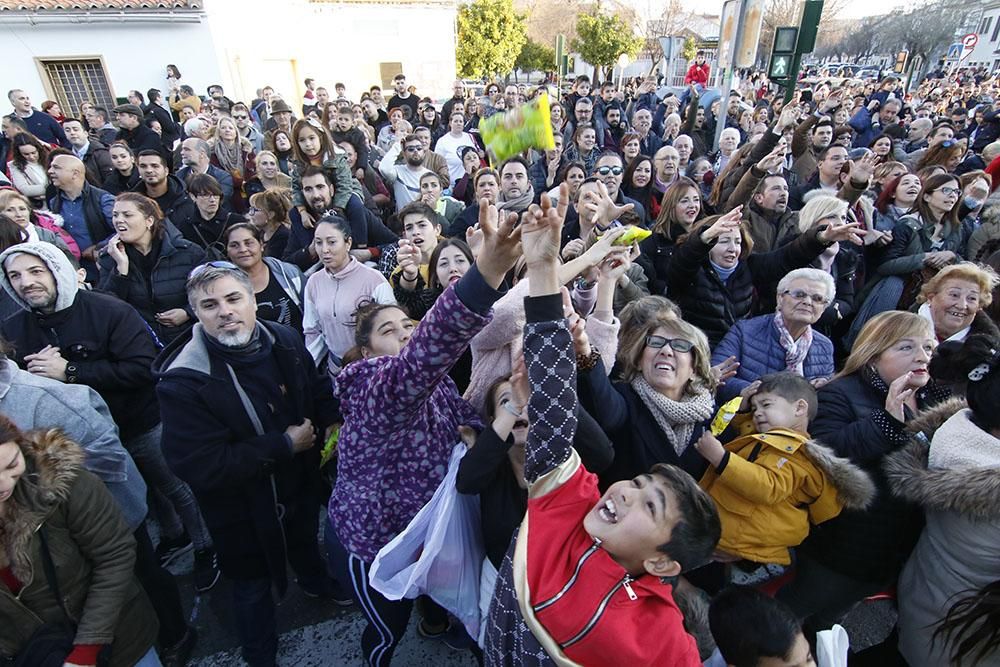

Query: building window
992,17,1000,43
982,17,993,35
38,58,115,116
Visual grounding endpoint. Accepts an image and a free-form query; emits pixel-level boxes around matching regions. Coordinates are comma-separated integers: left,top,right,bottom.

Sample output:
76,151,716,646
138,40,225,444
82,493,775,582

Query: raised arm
519,188,579,484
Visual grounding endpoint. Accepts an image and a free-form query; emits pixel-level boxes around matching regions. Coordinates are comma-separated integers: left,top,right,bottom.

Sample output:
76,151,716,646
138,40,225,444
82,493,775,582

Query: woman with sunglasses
182,173,246,260
98,193,206,343
665,205,865,348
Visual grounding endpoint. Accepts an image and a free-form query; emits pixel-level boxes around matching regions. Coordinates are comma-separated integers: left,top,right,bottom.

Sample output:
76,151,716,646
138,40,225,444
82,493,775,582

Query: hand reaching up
475,198,523,289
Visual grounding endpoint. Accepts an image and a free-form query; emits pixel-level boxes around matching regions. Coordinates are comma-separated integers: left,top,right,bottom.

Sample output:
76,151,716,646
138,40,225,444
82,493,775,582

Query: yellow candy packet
597,225,652,246
480,92,556,163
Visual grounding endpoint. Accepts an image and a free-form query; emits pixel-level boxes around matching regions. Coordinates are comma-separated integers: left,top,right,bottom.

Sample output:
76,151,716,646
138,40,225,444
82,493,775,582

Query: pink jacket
463,278,620,412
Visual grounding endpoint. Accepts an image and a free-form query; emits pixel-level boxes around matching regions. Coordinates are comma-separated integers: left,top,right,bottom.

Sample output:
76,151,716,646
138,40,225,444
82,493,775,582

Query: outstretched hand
521,183,568,269
818,220,866,246
849,151,878,183
476,198,522,289
700,206,743,243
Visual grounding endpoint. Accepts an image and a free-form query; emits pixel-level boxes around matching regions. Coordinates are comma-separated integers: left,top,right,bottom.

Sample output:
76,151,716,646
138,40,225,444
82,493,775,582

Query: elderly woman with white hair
711,267,837,403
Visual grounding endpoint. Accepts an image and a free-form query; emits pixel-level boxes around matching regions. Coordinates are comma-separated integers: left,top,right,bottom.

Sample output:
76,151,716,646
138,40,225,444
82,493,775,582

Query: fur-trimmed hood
0,429,85,581
885,397,1000,520
802,439,877,510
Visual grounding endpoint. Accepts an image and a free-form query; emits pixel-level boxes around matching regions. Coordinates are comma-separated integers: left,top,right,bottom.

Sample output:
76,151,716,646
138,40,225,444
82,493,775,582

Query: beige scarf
631,375,715,455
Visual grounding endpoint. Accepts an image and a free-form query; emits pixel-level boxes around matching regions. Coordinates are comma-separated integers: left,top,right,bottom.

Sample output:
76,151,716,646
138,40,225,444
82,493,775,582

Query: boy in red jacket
483,187,721,666
685,51,711,88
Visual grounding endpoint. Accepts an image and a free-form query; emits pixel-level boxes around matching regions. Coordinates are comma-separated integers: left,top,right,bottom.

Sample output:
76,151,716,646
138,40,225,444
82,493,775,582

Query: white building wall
1,17,221,108
967,3,1000,70
204,0,458,107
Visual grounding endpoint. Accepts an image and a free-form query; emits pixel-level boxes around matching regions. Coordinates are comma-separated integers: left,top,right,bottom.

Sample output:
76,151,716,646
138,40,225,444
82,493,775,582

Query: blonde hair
798,194,848,234
917,262,999,308
0,189,32,214
616,311,716,395
838,311,934,378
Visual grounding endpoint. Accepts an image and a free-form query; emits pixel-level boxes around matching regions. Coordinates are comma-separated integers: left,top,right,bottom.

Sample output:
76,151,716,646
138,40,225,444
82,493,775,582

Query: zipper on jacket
532,541,600,612
561,573,637,649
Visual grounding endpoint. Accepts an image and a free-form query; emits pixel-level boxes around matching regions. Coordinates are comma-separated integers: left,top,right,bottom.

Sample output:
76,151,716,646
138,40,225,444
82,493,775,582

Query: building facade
1,0,458,114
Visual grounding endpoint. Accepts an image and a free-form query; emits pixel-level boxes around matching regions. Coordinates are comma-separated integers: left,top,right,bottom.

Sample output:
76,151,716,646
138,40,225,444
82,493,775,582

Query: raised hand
465,224,484,259
396,239,421,279
756,145,786,173
711,355,740,384
476,198,522,289
581,225,627,267
818,220,866,246
849,151,878,183
700,206,743,243
521,183,568,269
778,104,801,130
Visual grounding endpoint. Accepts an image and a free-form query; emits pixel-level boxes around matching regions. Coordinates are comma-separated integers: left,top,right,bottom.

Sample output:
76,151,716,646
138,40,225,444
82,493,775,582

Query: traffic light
768,27,798,82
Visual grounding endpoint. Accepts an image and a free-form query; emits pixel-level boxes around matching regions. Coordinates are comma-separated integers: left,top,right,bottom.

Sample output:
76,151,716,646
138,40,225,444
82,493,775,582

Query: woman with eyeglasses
775,311,950,633
664,205,865,348
712,267,837,403
852,173,966,341
181,173,246,259
98,193,206,342
102,141,142,195
224,222,305,333
576,290,718,485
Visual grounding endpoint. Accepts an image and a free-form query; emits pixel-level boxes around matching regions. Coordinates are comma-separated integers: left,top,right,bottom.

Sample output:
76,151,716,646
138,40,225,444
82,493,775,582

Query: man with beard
732,148,799,252
155,263,346,667
379,133,431,211
233,102,265,153
283,166,396,271
496,157,533,215
791,95,840,181
386,73,418,122
601,105,628,153
132,149,199,235
413,126,450,187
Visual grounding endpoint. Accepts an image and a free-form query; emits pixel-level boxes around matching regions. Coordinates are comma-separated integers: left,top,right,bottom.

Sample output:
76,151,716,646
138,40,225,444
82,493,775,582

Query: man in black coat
155,264,348,666
114,103,162,156
132,150,200,237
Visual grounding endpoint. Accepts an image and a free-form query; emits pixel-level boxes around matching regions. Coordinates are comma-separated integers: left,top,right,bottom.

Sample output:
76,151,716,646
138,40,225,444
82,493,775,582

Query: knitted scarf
496,184,535,214
773,310,813,375
630,375,715,455
214,138,245,178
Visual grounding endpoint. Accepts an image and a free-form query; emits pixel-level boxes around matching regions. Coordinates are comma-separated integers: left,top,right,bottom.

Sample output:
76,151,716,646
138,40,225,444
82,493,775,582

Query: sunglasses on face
404,146,423,153
232,115,248,120
595,166,624,176
644,335,694,353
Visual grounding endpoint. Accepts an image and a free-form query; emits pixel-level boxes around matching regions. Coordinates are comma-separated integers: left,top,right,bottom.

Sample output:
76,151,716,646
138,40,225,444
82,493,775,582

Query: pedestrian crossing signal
769,54,792,79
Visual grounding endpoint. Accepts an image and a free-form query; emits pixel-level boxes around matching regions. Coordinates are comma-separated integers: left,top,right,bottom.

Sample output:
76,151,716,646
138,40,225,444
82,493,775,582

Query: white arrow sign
960,33,978,61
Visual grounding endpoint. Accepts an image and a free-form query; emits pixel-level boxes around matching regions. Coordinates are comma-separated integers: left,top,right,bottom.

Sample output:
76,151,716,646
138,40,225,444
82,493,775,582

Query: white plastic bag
369,443,485,638
815,624,849,667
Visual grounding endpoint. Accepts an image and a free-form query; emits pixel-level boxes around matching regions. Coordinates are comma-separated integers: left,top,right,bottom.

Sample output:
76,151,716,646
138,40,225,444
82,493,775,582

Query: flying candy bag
480,92,555,163
600,226,651,246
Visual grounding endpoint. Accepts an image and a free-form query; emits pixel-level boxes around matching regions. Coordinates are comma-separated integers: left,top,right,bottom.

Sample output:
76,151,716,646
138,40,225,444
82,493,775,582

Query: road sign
946,43,962,61
960,33,979,61
735,0,767,68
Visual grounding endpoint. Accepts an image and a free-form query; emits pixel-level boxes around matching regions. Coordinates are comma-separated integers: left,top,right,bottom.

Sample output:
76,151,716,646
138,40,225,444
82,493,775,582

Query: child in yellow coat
695,373,875,572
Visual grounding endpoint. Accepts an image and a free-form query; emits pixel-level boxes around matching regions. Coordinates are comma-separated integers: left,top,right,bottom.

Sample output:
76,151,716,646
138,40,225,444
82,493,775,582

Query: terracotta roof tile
0,0,201,11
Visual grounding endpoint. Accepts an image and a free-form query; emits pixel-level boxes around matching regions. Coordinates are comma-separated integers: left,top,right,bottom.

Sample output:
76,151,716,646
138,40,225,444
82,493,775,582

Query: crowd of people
0,57,998,667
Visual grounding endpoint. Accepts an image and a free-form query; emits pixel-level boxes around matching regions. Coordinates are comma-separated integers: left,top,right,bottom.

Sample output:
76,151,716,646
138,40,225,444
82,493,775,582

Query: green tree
570,13,643,80
456,0,528,78
515,38,556,79
682,35,697,62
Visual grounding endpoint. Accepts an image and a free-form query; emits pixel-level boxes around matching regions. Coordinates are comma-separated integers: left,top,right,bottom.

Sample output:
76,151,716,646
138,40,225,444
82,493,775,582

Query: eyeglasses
193,192,221,199
782,289,829,305
404,146,423,153
595,166,624,176
232,114,249,120
936,186,961,197
188,260,240,279
644,335,694,353
248,206,261,215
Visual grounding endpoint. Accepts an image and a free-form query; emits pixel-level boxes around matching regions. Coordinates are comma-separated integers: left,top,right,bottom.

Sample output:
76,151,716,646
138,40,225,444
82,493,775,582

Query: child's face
757,632,816,667
750,392,806,433
577,82,591,97
583,474,680,576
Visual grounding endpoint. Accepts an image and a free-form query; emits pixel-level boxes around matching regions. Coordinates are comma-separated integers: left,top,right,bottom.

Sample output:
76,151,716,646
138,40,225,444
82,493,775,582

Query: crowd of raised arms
0,56,998,667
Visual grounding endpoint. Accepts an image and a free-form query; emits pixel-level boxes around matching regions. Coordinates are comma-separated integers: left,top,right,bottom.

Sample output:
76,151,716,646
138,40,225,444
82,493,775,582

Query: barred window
39,58,116,116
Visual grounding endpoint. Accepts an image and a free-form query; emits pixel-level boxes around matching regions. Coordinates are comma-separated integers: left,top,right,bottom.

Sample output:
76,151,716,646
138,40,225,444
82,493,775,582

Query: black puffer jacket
799,368,950,583
97,227,206,342
637,222,688,297
664,226,829,346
